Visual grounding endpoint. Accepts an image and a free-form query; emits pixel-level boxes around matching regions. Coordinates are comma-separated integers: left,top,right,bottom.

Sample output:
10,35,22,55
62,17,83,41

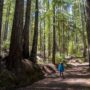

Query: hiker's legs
60,72,61,77
60,72,64,78
60,72,62,76
62,72,64,78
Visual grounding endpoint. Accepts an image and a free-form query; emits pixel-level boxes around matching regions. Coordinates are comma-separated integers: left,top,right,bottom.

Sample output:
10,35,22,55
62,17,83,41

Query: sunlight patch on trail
61,78,90,86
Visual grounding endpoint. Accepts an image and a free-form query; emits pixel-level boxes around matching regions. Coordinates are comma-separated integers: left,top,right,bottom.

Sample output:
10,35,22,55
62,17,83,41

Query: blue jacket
57,64,64,72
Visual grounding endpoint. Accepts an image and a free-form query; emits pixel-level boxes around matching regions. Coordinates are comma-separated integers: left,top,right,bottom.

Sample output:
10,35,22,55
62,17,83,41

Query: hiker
57,62,64,78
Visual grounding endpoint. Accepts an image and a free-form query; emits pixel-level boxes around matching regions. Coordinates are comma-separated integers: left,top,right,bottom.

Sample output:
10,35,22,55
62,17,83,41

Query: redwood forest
0,0,90,90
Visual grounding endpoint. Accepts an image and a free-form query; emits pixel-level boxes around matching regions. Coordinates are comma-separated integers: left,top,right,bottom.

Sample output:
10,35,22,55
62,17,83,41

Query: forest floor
17,62,90,90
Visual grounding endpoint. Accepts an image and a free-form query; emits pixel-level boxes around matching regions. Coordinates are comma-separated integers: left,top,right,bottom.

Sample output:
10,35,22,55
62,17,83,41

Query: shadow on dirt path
17,63,90,90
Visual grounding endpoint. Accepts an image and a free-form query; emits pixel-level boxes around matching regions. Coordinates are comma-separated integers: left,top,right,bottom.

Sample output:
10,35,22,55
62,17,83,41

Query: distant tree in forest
52,1,56,64
3,1,11,41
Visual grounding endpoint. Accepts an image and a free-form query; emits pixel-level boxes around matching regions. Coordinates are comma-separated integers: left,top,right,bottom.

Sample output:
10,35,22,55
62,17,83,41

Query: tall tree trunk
86,0,90,67
47,0,51,58
30,0,38,63
0,0,4,71
52,4,56,64
23,0,31,58
6,0,24,71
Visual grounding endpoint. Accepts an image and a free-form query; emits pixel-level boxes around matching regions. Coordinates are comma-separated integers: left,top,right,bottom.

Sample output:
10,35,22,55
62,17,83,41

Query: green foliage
68,41,82,57
68,41,73,55
63,0,73,4
55,53,65,64
2,40,10,50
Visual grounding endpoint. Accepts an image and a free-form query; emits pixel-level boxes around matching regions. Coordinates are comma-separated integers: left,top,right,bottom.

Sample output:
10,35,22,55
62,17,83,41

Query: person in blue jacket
57,62,64,78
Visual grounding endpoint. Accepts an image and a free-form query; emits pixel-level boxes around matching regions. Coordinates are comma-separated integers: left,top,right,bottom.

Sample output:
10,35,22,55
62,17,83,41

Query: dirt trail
17,63,90,90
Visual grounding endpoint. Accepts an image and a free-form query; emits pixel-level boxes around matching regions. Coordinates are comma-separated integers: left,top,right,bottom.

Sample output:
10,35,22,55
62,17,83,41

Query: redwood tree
30,0,39,63
6,0,24,71
23,0,31,58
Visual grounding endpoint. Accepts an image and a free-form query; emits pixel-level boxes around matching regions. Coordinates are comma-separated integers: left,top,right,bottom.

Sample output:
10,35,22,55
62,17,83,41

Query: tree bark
23,0,31,58
86,0,90,67
6,0,24,71
30,0,38,63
